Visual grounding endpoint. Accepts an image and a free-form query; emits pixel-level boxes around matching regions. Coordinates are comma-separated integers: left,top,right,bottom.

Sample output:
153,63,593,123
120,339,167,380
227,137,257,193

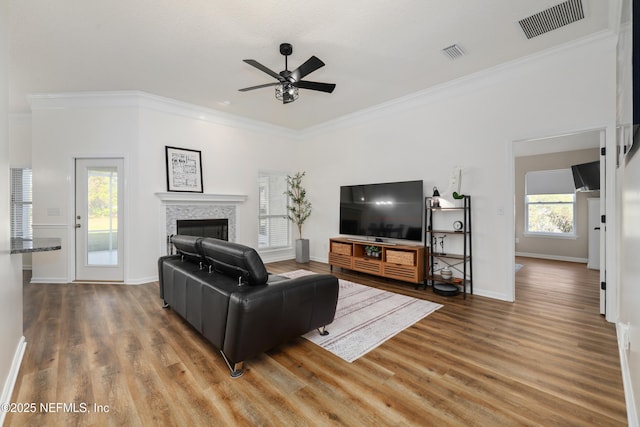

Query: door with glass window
75,158,124,282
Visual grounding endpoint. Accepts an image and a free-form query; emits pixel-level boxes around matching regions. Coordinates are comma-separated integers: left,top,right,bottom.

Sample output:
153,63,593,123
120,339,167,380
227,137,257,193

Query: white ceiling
9,0,616,130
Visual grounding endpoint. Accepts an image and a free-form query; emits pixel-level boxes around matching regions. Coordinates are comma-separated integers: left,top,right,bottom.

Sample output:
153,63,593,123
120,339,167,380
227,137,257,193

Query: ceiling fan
239,43,336,104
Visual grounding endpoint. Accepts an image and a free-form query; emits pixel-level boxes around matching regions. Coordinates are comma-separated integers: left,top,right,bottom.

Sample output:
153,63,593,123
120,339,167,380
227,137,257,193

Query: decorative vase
296,239,310,263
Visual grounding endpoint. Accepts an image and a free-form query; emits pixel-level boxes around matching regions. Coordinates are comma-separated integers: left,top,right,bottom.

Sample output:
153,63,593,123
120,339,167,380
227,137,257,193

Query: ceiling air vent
518,0,585,39
442,44,464,60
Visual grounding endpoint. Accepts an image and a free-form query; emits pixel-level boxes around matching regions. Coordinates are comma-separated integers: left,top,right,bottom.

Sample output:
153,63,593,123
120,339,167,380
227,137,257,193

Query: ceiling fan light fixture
275,83,299,104
240,43,335,104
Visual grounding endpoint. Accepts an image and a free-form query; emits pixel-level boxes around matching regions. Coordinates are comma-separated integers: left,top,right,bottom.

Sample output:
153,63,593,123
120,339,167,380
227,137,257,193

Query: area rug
281,270,443,363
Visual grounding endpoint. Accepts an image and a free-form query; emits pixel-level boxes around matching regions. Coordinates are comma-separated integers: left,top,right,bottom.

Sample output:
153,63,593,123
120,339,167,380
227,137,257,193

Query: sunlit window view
87,167,118,265
526,193,575,235
258,172,289,249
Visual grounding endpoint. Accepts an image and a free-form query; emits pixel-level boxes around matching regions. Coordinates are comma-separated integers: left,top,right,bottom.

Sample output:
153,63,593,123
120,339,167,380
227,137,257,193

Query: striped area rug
282,270,443,363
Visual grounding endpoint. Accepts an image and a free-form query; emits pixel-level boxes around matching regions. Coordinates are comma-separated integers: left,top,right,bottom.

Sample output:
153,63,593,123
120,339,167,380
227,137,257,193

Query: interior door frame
73,156,126,283
508,126,616,322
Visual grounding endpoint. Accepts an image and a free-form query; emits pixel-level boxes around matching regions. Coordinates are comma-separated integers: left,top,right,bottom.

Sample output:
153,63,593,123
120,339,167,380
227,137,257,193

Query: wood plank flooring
6,257,627,426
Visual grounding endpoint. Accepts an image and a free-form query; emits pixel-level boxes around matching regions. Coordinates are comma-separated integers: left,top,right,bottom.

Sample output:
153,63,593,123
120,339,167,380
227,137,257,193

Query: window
258,172,290,249
10,168,33,239
525,169,576,237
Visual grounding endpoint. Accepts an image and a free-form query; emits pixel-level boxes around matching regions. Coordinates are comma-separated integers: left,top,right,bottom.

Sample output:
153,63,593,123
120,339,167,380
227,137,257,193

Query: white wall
30,102,141,283
8,113,31,167
0,0,27,421
137,106,300,274
299,33,616,301
616,1,639,421
621,149,640,423
29,93,300,283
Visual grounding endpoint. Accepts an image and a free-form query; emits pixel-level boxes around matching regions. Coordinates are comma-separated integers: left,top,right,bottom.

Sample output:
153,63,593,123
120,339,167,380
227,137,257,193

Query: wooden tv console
328,237,425,284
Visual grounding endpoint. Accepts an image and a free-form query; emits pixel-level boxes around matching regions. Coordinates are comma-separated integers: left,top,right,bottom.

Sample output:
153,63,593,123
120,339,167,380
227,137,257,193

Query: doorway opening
512,129,605,314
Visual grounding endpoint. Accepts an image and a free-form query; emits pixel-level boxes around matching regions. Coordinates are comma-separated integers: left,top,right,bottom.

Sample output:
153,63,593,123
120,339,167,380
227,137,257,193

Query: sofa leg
220,351,244,378
229,362,244,378
318,326,329,336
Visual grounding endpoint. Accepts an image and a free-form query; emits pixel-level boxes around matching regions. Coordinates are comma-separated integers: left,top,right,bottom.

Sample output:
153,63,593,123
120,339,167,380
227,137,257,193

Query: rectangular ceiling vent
518,0,584,39
442,44,464,60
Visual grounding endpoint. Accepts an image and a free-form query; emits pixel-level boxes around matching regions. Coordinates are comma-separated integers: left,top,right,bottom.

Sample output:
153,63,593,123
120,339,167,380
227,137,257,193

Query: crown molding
27,91,300,140
300,30,617,138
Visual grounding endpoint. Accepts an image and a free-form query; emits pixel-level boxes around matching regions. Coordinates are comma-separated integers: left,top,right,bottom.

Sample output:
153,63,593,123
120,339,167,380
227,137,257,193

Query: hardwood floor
6,257,626,426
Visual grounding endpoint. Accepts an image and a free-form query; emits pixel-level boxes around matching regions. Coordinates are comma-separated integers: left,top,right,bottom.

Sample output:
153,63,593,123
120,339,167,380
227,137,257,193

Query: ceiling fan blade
293,80,336,93
242,59,283,81
290,56,325,81
238,82,280,92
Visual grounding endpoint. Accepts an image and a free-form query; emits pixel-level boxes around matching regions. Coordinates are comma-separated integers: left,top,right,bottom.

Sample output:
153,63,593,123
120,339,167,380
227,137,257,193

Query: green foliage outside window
526,194,575,234
88,174,118,219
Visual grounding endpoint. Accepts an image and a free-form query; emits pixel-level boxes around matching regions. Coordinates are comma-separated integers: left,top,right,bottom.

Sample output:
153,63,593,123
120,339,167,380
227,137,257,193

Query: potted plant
364,245,381,258
285,171,312,263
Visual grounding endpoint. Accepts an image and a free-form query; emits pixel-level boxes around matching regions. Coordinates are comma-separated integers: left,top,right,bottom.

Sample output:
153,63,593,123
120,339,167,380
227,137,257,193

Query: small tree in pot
285,171,312,263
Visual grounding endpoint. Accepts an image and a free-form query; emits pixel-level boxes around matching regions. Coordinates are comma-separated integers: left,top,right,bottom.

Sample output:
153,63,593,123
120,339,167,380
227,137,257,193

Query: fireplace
177,218,228,241
156,191,247,256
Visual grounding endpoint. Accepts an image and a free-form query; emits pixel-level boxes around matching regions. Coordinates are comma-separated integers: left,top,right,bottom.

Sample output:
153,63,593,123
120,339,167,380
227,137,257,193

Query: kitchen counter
10,238,62,254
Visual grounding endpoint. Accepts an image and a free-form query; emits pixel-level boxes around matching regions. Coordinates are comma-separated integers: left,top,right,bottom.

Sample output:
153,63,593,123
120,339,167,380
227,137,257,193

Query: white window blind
525,169,575,195
10,168,33,239
258,172,290,249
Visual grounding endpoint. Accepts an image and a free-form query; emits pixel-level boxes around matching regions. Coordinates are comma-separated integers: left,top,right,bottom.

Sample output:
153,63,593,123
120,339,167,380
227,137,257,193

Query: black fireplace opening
176,218,229,241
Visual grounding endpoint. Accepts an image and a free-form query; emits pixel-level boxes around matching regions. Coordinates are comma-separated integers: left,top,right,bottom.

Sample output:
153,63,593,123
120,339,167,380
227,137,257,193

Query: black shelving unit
423,195,472,298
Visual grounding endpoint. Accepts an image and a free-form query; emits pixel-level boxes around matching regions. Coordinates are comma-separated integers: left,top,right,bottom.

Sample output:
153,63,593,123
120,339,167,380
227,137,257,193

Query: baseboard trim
472,288,513,302
0,336,27,426
515,252,588,264
123,276,157,285
617,322,638,426
29,276,68,284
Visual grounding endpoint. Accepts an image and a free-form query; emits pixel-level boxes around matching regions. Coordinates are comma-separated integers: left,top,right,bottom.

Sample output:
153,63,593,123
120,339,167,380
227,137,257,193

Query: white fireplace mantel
155,192,248,204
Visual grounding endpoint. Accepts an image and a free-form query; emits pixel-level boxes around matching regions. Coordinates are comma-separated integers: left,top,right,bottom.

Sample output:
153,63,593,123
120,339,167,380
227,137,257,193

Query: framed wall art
165,146,203,193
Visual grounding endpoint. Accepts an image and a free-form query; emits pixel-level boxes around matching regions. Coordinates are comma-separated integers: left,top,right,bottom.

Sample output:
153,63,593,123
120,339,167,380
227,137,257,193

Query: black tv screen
571,161,600,191
339,180,423,242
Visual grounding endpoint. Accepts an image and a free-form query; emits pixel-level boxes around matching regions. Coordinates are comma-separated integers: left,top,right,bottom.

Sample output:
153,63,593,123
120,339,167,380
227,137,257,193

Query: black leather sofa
158,235,339,377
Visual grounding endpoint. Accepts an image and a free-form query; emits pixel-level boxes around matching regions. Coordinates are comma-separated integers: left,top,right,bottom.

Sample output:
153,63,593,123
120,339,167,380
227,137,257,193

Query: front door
75,158,124,282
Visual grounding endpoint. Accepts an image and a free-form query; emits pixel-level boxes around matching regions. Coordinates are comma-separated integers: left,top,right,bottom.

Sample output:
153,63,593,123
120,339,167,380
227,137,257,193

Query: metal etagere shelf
423,195,473,298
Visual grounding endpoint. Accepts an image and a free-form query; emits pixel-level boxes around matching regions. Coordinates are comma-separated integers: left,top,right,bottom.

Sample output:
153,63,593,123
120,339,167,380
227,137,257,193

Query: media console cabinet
328,237,425,284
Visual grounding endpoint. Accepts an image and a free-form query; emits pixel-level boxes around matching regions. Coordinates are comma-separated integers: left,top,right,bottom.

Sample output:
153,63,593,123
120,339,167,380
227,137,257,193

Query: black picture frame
165,146,203,193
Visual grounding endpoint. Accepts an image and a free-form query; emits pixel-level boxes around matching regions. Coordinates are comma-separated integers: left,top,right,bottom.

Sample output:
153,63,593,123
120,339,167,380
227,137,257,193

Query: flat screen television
571,161,600,192
339,180,423,242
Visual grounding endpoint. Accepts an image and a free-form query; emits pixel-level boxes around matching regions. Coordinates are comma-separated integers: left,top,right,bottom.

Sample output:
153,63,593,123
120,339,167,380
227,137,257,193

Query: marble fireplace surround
155,192,248,255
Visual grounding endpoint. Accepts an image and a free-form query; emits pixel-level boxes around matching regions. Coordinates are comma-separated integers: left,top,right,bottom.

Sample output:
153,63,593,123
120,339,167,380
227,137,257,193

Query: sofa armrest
158,254,181,299
222,274,339,364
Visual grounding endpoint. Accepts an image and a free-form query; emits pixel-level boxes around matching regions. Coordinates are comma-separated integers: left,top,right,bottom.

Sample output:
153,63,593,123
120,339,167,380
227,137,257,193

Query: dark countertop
11,238,62,254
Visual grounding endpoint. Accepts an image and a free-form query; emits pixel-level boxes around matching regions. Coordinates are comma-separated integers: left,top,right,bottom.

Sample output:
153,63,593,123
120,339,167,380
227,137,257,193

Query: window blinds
258,172,290,249
10,168,33,239
525,168,575,195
